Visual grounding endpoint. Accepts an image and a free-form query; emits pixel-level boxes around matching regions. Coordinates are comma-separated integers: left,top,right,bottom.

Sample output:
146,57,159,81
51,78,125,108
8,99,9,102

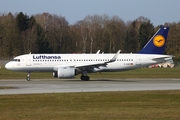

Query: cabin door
136,56,141,66
26,55,32,66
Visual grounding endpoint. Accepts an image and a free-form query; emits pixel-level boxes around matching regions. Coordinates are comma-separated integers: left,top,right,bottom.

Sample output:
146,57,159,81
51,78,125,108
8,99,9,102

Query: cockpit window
12,59,20,62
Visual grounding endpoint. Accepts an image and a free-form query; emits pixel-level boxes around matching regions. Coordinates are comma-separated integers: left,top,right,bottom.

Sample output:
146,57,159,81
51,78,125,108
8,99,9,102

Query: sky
0,0,179,26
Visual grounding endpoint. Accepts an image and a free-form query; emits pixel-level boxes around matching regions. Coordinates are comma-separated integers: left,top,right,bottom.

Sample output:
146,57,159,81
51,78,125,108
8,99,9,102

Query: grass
1,67,180,119
0,66,180,79
0,91,180,120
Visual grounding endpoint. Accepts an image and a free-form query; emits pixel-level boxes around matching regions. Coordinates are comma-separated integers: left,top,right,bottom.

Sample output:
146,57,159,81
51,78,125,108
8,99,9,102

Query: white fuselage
5,53,172,73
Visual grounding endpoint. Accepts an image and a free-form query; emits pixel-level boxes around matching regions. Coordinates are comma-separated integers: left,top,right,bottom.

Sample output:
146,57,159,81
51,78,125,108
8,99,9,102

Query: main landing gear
26,72,31,81
80,71,90,81
80,75,90,81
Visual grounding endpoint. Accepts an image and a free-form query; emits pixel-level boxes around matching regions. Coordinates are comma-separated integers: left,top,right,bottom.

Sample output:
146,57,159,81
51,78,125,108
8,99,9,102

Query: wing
75,50,121,72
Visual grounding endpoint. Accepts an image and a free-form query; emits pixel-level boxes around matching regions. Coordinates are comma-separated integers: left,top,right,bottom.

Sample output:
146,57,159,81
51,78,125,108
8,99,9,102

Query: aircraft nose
5,62,13,70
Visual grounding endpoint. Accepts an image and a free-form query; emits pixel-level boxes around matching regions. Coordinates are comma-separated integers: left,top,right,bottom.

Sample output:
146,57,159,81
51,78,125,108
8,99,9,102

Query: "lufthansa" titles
33,55,61,59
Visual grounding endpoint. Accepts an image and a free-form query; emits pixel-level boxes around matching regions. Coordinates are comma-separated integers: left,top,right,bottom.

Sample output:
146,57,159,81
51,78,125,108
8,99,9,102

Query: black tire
26,77,30,81
80,75,90,81
80,75,84,80
85,76,90,81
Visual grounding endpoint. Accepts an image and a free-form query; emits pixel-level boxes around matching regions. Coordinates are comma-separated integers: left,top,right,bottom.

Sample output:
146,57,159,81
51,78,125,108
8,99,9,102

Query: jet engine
53,66,75,78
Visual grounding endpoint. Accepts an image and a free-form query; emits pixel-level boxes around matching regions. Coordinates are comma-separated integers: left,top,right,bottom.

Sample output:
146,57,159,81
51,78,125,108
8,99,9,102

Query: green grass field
1,67,180,119
0,91,180,120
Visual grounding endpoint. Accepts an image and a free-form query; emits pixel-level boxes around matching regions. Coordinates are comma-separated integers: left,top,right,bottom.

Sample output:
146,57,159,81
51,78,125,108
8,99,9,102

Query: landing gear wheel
80,75,90,81
26,77,30,81
26,72,31,81
85,76,90,81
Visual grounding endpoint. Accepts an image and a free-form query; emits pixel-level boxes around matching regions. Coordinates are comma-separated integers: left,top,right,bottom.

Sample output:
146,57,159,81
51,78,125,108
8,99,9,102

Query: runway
0,79,180,95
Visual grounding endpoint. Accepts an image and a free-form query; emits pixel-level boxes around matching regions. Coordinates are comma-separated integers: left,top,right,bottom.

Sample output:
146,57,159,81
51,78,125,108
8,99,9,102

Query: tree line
0,12,180,61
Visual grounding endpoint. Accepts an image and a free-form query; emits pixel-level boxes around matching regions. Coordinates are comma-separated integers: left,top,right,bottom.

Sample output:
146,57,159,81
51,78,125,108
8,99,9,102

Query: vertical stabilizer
138,26,169,54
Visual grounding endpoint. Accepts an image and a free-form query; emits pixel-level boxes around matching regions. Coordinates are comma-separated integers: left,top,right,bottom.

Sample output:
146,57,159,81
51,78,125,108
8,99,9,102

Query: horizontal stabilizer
151,55,173,61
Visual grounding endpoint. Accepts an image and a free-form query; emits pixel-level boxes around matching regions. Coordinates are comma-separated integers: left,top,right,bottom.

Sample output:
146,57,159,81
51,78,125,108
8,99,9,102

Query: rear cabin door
136,56,141,66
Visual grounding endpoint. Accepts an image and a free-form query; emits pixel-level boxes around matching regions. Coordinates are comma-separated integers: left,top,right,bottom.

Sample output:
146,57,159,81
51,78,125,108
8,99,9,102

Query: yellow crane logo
153,35,165,47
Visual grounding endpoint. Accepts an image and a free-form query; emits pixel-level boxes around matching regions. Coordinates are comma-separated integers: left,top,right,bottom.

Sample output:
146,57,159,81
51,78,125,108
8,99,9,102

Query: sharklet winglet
107,50,121,63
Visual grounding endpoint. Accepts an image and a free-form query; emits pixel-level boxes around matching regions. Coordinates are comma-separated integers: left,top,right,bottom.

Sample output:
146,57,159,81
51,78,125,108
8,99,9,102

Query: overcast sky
0,0,179,26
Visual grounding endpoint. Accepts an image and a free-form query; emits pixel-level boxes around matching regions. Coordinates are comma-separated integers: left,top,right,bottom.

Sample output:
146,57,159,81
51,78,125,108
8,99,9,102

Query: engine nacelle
53,71,58,78
53,66,75,78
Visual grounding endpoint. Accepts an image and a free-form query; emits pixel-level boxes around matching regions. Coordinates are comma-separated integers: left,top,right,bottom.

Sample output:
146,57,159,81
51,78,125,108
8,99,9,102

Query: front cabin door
26,55,32,66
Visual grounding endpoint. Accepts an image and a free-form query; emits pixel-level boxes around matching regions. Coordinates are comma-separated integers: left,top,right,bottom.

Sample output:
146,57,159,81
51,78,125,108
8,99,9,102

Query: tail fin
138,26,169,54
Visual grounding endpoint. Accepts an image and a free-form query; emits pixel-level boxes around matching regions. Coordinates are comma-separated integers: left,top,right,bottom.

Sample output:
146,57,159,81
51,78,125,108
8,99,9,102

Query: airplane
5,26,173,81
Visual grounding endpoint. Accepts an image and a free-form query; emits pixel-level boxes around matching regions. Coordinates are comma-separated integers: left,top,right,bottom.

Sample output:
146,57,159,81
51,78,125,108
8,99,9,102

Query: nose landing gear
26,72,31,81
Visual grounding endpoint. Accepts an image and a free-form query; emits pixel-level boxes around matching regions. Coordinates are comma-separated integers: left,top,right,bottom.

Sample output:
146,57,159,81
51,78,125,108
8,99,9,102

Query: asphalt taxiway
0,79,180,94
